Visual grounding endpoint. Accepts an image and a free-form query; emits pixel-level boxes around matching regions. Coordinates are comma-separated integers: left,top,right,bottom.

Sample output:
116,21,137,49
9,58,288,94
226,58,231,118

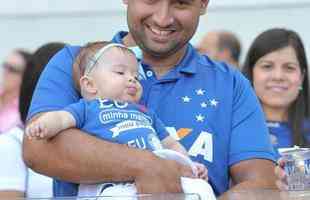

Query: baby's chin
116,97,139,104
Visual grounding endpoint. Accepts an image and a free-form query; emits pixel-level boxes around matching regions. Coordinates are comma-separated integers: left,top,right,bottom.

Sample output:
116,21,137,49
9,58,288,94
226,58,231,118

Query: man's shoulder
197,54,238,75
194,54,248,86
61,45,82,58
45,44,82,67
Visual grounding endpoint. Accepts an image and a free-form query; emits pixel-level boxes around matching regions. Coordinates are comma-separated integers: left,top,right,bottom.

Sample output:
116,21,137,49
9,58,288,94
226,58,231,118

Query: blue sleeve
27,45,81,121
63,99,87,129
229,71,276,166
149,110,169,141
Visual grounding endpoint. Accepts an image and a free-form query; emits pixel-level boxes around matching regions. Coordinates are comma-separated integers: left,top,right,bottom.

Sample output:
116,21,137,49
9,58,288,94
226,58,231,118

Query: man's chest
142,80,232,163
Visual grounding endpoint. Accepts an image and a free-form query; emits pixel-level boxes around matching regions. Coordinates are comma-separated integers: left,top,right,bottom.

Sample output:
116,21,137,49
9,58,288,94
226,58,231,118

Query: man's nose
152,2,174,28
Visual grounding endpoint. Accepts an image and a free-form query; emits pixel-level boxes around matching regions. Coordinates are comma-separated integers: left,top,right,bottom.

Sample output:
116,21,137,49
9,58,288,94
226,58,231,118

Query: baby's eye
114,71,124,75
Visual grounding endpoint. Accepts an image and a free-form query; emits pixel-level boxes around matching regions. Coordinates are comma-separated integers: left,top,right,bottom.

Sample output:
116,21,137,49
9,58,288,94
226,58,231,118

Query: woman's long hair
242,28,310,146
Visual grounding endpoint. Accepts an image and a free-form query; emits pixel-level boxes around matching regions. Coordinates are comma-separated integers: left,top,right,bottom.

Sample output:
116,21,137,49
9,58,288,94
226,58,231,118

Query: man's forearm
23,128,158,184
218,179,278,200
0,191,24,200
218,159,278,200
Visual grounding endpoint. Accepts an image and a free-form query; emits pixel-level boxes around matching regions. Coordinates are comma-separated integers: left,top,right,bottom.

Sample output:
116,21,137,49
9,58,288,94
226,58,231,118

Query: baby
26,41,215,200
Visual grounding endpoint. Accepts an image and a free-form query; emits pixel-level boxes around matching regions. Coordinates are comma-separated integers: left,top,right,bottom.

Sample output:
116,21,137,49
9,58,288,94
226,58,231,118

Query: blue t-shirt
267,120,310,158
28,31,276,196
64,98,167,151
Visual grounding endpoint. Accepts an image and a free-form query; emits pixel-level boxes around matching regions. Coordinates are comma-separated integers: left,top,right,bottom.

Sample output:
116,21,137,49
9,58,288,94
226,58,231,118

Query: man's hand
135,157,193,194
275,158,288,190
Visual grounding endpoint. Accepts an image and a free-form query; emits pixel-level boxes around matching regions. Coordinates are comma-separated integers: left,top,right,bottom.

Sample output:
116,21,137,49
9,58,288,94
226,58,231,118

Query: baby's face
91,48,142,103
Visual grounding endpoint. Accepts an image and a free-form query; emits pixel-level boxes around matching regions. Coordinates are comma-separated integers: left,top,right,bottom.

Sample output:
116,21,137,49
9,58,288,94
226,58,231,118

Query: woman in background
243,28,310,158
0,49,31,133
0,42,65,198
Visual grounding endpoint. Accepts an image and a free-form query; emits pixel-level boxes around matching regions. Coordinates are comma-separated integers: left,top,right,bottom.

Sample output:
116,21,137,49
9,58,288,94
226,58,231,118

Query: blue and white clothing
28,31,276,197
64,98,167,151
267,120,310,158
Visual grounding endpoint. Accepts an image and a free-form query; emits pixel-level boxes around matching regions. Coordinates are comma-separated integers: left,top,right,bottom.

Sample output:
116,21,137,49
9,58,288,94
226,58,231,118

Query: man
197,30,241,68
23,0,277,199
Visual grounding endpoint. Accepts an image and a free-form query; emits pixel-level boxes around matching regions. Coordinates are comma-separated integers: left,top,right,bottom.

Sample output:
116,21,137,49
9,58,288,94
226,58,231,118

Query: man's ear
123,0,128,5
80,76,97,95
220,48,231,60
200,0,209,15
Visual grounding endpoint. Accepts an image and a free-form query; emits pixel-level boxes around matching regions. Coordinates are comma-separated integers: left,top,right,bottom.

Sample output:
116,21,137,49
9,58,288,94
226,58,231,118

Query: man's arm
218,159,277,200
23,120,193,193
0,191,24,199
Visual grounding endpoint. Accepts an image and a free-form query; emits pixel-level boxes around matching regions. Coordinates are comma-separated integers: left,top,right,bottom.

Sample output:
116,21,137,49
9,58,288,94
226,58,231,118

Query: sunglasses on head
2,63,24,73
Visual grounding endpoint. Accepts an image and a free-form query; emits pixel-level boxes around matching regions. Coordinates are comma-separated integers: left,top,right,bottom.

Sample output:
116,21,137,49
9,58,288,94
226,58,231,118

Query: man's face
125,0,208,58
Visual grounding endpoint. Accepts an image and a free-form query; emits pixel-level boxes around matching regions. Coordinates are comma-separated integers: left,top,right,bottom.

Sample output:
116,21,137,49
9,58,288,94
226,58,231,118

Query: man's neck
143,48,187,78
229,59,239,69
122,33,136,47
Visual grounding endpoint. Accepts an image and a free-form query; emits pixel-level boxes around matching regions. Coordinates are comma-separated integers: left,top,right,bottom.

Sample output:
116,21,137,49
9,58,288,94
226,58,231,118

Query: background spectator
242,28,310,157
0,42,65,198
196,30,241,68
0,49,31,133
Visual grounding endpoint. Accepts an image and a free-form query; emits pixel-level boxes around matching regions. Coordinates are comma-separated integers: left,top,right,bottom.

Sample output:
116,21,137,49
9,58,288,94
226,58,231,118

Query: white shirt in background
0,127,53,198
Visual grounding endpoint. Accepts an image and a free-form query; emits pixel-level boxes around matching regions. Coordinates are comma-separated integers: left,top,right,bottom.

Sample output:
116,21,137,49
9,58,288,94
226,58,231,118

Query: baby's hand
26,120,49,140
25,112,62,140
193,162,208,181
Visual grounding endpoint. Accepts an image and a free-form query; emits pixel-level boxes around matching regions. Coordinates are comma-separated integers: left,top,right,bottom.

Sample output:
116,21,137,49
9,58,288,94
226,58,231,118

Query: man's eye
176,0,190,7
143,0,156,4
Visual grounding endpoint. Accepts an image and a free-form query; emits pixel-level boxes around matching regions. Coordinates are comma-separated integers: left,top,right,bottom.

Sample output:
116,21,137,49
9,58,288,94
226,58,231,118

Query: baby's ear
80,76,98,95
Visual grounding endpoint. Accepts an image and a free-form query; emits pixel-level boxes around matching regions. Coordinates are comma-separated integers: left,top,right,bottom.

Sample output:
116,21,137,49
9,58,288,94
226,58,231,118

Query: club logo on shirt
181,88,219,124
169,88,217,163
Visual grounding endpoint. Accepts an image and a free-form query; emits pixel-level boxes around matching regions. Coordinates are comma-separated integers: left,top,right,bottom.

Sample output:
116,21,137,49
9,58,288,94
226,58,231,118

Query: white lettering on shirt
188,131,213,162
